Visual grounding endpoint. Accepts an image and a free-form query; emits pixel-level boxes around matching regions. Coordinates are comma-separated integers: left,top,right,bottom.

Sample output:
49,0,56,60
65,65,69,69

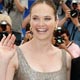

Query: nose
39,19,45,26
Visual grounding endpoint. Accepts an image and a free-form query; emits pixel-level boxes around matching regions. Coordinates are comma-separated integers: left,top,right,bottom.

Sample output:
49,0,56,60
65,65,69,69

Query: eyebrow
32,15,52,17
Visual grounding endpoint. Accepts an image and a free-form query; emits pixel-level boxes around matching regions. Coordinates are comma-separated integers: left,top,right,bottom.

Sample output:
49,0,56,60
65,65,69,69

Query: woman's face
30,3,57,40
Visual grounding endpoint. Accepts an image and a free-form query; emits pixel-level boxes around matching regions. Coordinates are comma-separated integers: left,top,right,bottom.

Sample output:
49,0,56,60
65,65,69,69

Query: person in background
22,30,33,44
23,0,35,19
5,0,28,32
54,27,80,80
54,27,80,58
0,14,22,46
0,14,12,33
0,0,71,80
58,0,80,47
22,0,35,38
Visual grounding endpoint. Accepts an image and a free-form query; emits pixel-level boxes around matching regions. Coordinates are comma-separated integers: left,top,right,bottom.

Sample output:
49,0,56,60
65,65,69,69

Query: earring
29,27,33,34
30,27,32,31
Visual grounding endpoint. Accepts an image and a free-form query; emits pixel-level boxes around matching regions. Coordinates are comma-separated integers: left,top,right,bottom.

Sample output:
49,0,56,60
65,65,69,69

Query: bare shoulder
19,41,31,53
53,46,71,68
52,46,62,54
66,51,71,70
66,51,71,64
19,42,29,49
65,51,72,80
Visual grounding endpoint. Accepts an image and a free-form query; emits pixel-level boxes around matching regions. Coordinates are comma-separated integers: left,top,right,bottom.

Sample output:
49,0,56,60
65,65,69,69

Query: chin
36,35,51,41
33,31,52,40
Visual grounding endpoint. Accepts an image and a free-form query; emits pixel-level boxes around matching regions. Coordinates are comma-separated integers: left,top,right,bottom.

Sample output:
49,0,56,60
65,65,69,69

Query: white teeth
37,28,47,32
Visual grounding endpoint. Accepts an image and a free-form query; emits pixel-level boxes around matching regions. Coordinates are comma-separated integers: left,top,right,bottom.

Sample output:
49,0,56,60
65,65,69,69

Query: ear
29,19,32,31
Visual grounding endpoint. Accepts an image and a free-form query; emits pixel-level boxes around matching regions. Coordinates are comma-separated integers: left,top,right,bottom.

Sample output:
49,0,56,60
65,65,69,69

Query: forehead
31,3,54,16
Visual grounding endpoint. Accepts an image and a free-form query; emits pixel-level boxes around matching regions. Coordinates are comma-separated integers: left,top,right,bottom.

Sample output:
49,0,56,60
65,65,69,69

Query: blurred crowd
0,0,80,46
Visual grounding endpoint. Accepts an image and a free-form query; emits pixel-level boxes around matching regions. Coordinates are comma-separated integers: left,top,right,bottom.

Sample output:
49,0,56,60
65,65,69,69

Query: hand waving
0,34,16,62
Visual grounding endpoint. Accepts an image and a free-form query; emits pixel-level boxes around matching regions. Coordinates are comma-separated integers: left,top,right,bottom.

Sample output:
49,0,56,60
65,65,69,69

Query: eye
44,17,51,21
32,17,39,21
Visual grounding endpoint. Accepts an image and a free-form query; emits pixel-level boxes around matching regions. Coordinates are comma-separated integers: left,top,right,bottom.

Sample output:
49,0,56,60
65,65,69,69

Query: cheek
30,22,37,33
30,19,37,27
30,20,41,31
30,22,36,29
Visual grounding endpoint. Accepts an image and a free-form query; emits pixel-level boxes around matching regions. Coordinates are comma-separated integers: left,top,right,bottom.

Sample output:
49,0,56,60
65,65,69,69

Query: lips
36,28,48,33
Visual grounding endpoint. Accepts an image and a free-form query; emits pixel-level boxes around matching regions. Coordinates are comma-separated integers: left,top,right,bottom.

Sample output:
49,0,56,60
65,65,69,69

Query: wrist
76,23,80,30
76,23,80,26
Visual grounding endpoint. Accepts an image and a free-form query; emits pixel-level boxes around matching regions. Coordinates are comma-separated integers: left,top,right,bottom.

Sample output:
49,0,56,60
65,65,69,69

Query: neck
29,38,53,54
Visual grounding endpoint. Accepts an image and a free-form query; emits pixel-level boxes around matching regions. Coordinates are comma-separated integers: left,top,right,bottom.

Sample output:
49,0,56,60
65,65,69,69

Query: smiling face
30,3,57,41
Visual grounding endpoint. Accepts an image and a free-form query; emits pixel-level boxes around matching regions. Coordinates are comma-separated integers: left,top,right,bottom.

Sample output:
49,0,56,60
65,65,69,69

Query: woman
0,0,71,80
0,14,12,33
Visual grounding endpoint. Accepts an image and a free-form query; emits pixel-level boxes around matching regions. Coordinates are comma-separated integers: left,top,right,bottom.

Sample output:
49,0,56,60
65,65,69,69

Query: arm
70,17,80,28
0,34,16,80
58,17,67,27
14,0,27,13
60,1,70,13
22,15,30,28
0,61,9,80
58,1,71,27
6,52,18,80
58,9,71,27
60,1,80,30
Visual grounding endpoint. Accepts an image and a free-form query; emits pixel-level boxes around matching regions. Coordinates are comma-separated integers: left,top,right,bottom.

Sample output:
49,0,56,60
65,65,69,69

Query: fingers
7,35,16,47
0,34,16,47
0,35,6,45
2,34,11,46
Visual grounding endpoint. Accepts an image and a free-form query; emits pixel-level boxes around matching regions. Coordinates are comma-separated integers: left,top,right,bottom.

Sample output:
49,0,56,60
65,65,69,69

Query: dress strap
61,49,67,69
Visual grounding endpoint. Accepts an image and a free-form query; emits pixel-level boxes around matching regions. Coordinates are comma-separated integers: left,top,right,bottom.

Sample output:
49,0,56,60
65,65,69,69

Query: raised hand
0,34,16,62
